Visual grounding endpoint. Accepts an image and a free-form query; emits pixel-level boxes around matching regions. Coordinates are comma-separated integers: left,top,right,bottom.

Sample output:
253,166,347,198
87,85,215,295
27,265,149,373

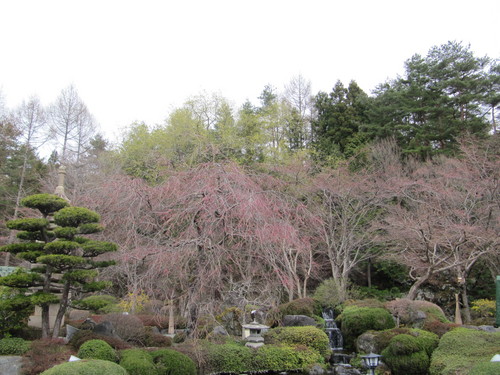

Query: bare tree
49,85,96,162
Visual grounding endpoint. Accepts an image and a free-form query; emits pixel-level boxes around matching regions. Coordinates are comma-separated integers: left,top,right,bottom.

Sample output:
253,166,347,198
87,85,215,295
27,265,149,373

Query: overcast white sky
1,0,499,143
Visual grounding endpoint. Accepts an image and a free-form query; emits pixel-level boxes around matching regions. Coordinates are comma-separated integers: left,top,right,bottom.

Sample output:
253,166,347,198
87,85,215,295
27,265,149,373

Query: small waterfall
322,308,343,351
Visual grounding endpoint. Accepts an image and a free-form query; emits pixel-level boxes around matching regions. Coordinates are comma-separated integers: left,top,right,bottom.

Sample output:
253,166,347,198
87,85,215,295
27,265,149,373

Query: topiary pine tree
0,193,117,338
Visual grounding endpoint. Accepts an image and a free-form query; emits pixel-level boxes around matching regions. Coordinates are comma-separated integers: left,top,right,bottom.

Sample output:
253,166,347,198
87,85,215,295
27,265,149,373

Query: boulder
307,364,325,375
333,365,361,375
92,321,116,337
212,325,229,336
356,331,378,353
282,314,316,327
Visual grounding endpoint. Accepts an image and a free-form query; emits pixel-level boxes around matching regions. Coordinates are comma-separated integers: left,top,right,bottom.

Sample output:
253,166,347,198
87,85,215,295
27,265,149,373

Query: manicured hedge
339,306,395,350
77,339,117,362
151,348,197,375
381,334,430,375
40,359,127,375
429,328,500,375
264,326,330,357
119,348,158,375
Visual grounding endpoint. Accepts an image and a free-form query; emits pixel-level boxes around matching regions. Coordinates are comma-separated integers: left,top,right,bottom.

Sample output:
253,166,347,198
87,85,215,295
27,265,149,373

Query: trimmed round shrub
0,337,30,355
6,218,49,231
21,194,69,216
151,348,197,375
253,345,301,371
381,334,432,375
469,361,500,375
429,328,500,375
119,348,158,375
339,306,395,350
40,359,127,375
264,326,330,357
71,295,118,313
205,342,253,373
77,339,118,362
382,348,429,375
54,207,100,227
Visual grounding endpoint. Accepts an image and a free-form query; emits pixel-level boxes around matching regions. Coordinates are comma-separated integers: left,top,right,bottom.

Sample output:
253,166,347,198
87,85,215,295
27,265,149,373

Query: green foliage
0,337,30,355
313,278,348,307
0,242,45,254
151,348,197,375
469,361,500,375
78,223,104,234
0,287,34,336
0,268,43,288
43,240,80,254
29,291,60,305
6,217,49,231
254,345,302,371
264,326,330,358
380,331,438,375
21,194,69,216
17,230,55,241
53,227,78,239
54,206,100,227
71,295,117,313
77,339,118,362
81,240,118,256
205,341,254,373
356,286,403,301
429,328,500,375
339,306,395,350
119,348,158,375
471,299,496,318
36,254,87,270
40,359,128,375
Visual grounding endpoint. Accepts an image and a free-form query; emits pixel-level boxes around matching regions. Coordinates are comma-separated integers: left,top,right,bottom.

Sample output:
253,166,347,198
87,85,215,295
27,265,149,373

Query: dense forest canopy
1,41,499,327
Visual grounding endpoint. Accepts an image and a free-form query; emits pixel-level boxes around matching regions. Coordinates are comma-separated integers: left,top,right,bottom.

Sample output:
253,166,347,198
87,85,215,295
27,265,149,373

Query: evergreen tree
0,194,117,338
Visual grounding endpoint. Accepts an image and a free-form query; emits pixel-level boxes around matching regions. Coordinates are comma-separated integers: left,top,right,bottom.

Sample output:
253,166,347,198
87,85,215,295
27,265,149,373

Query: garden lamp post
361,353,382,375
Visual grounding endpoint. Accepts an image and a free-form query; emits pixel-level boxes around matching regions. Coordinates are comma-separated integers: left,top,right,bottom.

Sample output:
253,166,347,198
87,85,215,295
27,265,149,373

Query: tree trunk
41,304,50,338
52,281,70,338
168,301,175,335
461,286,472,323
407,272,431,300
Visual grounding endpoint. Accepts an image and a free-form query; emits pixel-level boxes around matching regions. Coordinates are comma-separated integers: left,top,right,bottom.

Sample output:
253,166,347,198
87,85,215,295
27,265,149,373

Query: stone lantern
242,320,269,348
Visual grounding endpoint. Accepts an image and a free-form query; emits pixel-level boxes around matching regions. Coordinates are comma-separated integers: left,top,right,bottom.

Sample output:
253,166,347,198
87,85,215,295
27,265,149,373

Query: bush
119,348,158,375
264,326,330,358
143,328,172,347
0,337,30,355
136,314,169,330
40,359,127,375
23,338,75,375
381,333,437,375
0,286,35,336
205,341,253,373
313,278,350,307
71,295,118,314
104,313,145,343
77,339,118,362
422,320,459,338
339,306,395,350
429,328,500,375
385,298,448,328
151,348,197,375
69,330,131,350
254,345,301,371
469,361,500,375
173,331,187,344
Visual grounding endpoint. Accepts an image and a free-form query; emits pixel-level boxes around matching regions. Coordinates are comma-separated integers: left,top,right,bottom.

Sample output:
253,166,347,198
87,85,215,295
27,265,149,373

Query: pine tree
0,193,117,338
